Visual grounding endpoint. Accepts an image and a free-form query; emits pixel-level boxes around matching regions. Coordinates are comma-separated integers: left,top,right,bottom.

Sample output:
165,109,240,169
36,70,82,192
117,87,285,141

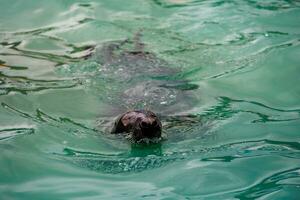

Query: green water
1,0,300,199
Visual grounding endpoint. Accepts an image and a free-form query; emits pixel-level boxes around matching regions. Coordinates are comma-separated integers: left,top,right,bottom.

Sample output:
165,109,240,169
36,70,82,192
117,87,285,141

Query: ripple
151,0,300,11
201,139,300,162
0,41,93,64
244,0,300,11
53,146,185,174
235,167,300,199
0,126,35,141
202,96,300,123
1,103,97,135
51,138,300,174
7,176,179,199
0,9,96,65
151,0,191,8
0,71,79,95
0,0,299,199
207,39,300,80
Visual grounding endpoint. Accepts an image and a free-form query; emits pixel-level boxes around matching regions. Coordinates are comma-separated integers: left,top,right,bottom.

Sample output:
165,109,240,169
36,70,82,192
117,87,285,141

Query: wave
51,138,300,174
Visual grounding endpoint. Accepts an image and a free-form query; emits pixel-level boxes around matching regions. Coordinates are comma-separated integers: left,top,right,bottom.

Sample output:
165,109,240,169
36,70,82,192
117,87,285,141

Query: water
1,0,300,199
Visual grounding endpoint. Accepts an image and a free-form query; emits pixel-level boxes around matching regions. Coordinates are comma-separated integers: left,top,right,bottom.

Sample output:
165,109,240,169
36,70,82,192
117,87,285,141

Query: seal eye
150,113,156,117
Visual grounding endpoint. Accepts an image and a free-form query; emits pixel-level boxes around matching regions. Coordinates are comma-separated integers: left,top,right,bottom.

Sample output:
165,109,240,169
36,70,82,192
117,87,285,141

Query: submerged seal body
94,32,198,142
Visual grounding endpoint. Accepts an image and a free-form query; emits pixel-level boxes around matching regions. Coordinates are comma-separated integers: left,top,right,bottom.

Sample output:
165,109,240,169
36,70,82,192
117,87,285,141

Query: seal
111,110,162,142
94,31,199,142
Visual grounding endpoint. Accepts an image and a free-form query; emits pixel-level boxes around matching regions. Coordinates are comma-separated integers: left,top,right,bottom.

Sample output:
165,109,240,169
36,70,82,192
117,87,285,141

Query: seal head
111,110,162,142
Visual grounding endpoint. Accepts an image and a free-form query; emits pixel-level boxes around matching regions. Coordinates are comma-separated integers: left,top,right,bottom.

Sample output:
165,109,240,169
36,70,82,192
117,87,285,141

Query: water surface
1,0,300,199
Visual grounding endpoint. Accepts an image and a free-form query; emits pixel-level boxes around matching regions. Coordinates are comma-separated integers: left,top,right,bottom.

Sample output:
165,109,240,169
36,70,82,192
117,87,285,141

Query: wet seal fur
111,110,162,143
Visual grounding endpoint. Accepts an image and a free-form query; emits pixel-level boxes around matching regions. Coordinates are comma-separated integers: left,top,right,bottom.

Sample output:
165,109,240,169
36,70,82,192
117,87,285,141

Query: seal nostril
141,121,148,128
152,120,157,126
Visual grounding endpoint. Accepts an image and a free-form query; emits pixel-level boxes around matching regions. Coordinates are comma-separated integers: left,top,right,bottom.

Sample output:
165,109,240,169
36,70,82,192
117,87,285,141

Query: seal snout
140,118,157,129
111,110,162,142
